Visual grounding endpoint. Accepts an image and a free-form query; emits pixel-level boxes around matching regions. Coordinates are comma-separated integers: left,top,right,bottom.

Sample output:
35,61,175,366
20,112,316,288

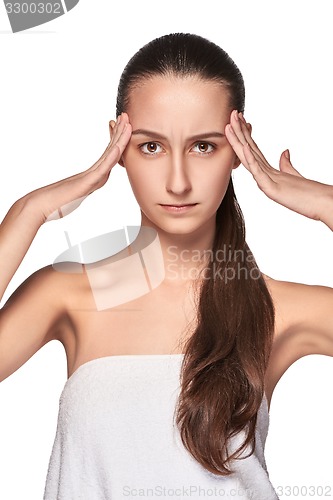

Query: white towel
43,354,279,499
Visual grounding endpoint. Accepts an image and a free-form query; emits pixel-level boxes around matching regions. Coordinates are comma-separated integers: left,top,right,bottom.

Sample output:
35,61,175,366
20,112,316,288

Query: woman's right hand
0,113,131,302
27,112,132,223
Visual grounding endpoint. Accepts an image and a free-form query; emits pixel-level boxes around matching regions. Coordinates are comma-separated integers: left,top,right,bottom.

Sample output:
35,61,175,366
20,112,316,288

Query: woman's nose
165,154,192,196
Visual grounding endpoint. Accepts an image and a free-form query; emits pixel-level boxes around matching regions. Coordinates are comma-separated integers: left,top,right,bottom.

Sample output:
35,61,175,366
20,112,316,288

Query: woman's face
119,75,240,237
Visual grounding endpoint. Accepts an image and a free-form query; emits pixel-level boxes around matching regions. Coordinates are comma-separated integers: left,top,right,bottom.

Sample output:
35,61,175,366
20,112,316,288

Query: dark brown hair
116,33,275,475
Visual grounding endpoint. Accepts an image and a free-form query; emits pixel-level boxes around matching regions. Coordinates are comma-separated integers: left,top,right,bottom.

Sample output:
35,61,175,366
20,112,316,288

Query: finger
244,122,258,147
109,120,116,137
231,111,260,153
106,114,125,151
234,115,274,171
108,114,122,145
225,123,249,168
279,150,304,177
115,122,132,151
243,143,278,195
231,112,267,166
239,113,253,136
95,120,131,172
111,113,128,146
231,112,265,163
94,118,120,162
84,145,123,190
86,137,114,172
87,114,131,174
229,110,248,145
96,115,127,163
225,122,262,172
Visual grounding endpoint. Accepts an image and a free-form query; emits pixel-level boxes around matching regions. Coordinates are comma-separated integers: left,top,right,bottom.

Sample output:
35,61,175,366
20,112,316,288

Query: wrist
318,184,333,231
15,193,46,227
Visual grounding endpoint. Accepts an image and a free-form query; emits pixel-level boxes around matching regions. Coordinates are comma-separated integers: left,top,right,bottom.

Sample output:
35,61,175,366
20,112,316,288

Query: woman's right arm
0,113,131,382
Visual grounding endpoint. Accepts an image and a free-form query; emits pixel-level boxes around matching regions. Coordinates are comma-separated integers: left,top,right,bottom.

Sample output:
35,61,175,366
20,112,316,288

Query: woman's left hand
225,109,332,224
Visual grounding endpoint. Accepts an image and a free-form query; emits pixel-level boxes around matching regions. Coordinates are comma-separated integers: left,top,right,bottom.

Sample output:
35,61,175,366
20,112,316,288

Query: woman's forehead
127,76,231,123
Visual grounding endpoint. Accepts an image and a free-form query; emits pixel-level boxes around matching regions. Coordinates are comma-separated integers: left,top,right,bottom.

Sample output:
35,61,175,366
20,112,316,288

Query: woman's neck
131,216,216,287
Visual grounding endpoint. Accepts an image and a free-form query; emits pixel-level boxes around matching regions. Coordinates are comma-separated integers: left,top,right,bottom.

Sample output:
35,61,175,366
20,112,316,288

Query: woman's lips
159,204,198,213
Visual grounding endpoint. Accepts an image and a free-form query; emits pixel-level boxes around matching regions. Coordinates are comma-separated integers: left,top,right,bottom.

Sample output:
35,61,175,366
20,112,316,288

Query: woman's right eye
139,142,163,155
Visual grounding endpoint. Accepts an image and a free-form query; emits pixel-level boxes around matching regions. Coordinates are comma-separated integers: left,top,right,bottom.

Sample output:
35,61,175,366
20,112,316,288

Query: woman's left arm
226,110,333,231
226,109,333,358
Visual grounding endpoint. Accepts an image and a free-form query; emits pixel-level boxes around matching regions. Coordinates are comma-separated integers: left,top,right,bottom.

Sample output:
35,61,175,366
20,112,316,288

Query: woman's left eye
192,142,215,154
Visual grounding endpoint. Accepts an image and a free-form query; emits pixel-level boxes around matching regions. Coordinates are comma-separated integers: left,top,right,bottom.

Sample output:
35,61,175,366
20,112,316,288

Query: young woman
1,32,333,500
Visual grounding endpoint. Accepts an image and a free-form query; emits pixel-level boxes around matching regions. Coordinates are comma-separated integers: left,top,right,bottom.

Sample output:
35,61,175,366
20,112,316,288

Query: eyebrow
131,129,225,141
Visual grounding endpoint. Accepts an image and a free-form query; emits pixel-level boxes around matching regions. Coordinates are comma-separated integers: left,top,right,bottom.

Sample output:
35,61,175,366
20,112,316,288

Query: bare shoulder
261,272,333,334
1,261,92,344
20,262,91,310
42,262,93,308
261,271,333,368
0,262,91,382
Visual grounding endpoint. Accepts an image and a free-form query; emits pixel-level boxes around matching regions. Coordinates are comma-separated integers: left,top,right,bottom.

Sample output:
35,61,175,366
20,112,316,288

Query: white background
1,0,333,498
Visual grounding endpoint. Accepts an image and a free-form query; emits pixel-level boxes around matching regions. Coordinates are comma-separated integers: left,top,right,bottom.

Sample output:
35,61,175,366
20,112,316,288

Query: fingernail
239,113,246,124
284,149,290,160
234,111,239,121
